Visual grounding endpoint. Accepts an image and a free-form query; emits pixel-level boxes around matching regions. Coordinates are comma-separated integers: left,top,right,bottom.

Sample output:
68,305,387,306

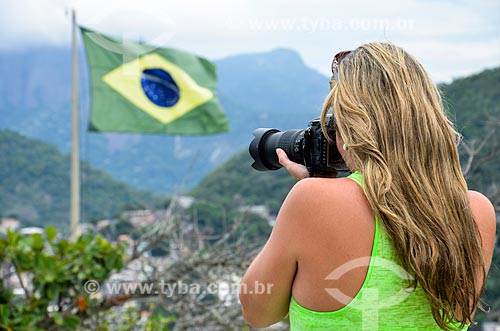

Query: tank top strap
346,170,382,257
346,170,363,187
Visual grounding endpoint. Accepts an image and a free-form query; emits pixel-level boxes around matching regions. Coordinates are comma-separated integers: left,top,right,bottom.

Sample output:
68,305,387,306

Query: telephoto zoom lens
249,128,305,171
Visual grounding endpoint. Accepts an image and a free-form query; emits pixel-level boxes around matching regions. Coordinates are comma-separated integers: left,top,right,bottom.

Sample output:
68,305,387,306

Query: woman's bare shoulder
289,176,360,194
283,177,360,208
279,176,370,229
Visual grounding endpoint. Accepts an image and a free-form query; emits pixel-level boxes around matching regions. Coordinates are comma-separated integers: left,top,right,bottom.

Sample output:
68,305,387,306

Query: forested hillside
0,130,163,228
191,151,296,215
440,67,500,191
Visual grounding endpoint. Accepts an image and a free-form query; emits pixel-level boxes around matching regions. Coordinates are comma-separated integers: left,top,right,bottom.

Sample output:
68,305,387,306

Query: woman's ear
335,132,346,157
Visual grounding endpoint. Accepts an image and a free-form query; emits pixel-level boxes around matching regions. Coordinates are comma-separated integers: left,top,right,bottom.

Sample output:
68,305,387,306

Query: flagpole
70,9,80,240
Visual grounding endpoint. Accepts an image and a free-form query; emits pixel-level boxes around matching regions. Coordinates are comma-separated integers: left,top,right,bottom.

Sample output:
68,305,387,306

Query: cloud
400,38,500,82
0,0,69,48
0,0,498,83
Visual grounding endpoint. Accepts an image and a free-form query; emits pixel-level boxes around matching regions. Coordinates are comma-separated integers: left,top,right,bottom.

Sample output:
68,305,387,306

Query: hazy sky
0,0,499,83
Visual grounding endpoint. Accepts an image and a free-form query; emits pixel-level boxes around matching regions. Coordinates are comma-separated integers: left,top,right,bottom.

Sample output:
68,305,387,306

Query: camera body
249,116,349,177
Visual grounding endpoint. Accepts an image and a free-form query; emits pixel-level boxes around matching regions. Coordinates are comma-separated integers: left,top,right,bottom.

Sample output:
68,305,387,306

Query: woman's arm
239,178,315,328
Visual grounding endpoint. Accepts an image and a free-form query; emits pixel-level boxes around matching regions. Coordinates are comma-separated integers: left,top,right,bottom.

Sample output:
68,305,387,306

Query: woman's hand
276,148,309,181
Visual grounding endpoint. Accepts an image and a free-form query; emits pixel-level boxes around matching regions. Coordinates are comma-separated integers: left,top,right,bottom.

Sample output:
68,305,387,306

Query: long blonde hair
321,42,485,329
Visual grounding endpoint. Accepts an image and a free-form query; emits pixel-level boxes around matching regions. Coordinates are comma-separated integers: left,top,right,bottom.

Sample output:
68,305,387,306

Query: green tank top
288,171,467,331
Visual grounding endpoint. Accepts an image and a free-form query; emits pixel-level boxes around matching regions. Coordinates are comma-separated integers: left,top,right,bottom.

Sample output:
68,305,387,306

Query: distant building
483,322,500,331
122,210,155,228
97,220,111,229
19,227,44,236
0,217,20,232
239,205,276,226
177,196,195,209
118,234,132,243
79,223,92,234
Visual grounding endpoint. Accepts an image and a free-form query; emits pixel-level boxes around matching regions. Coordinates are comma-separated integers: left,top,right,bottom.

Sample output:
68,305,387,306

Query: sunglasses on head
329,50,352,89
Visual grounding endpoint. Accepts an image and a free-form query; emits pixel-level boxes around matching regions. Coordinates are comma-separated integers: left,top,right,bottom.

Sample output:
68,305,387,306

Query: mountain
0,130,163,228
0,47,330,193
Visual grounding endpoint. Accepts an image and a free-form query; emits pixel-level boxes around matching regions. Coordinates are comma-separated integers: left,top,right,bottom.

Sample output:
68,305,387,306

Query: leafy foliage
0,227,124,331
0,227,176,330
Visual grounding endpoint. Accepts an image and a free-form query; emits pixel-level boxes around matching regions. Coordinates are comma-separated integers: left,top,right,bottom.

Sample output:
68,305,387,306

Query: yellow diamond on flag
102,53,214,124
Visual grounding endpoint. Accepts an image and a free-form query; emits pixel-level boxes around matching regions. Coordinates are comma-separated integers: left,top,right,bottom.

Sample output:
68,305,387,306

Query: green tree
0,227,174,331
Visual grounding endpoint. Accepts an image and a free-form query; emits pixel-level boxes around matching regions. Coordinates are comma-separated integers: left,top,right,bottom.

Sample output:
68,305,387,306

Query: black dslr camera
249,116,349,177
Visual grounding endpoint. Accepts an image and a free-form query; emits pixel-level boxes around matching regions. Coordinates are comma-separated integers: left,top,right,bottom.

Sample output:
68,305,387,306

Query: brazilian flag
80,27,229,135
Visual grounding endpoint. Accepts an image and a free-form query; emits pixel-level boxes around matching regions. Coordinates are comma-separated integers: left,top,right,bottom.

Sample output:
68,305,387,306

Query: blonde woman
239,42,496,330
